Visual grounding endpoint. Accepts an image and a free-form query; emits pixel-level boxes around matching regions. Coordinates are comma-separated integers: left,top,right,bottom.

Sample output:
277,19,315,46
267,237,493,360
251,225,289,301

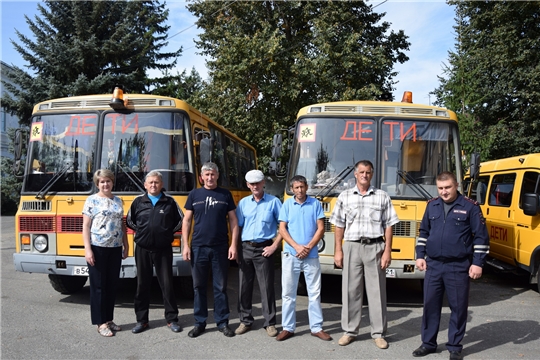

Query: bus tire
297,272,308,296
48,274,87,294
177,276,194,300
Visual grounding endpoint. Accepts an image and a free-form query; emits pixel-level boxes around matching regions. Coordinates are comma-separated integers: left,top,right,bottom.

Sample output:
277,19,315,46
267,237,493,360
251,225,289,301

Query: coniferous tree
1,0,181,126
433,1,540,161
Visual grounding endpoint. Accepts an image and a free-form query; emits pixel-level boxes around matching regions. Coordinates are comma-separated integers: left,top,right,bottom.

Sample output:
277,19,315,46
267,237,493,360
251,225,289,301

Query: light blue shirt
237,193,282,241
278,196,325,258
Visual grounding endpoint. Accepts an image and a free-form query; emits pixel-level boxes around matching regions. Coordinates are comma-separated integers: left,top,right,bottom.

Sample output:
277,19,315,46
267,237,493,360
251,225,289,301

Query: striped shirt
329,185,399,240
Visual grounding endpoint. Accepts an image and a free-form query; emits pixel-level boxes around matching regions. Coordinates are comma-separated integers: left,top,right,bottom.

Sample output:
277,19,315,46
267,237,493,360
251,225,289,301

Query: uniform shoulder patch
427,197,439,203
463,196,479,206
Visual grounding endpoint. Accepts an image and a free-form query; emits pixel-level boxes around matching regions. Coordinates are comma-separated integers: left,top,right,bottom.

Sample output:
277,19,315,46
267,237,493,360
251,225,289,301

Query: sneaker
265,325,278,337
235,323,251,335
338,335,355,346
374,338,389,349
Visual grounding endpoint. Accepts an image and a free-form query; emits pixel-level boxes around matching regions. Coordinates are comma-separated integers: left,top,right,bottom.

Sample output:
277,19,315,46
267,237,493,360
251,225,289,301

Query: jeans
191,245,230,328
281,253,323,333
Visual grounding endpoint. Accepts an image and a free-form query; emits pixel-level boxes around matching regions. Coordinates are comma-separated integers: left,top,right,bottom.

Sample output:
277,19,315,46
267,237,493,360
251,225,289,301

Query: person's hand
122,245,129,260
416,258,427,271
381,251,392,270
294,244,310,259
262,244,277,257
228,246,237,261
182,246,191,261
85,249,95,266
469,264,483,279
334,249,343,269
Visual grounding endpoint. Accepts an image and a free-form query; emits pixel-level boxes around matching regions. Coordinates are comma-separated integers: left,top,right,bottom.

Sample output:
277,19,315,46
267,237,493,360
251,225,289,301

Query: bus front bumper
319,258,425,279
13,253,192,278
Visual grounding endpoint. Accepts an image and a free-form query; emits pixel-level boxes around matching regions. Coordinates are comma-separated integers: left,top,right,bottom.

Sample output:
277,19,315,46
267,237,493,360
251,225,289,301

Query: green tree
187,1,409,169
433,1,540,162
1,0,181,126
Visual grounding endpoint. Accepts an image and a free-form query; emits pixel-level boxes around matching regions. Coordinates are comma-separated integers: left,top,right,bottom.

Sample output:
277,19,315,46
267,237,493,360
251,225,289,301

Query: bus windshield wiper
35,161,74,200
116,161,145,193
396,170,432,200
315,165,354,200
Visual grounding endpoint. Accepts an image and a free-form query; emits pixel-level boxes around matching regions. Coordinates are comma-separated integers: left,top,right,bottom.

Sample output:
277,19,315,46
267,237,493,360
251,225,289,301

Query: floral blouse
82,194,124,247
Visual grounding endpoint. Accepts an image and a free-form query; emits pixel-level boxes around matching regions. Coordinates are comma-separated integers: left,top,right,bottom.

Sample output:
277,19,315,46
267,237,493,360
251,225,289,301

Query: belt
355,236,383,244
243,240,273,247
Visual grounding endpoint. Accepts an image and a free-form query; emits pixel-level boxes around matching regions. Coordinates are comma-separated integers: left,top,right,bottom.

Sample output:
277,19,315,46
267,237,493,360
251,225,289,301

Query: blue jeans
281,253,323,333
191,245,230,328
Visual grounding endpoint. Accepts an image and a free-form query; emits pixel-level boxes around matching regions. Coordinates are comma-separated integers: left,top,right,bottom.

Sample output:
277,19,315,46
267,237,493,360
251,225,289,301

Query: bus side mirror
469,152,481,180
522,193,539,216
200,137,212,165
271,134,282,158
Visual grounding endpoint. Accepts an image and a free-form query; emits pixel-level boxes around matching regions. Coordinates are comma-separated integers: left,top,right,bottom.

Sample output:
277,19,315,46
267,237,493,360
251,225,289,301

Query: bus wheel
48,274,87,294
177,276,194,300
297,272,308,296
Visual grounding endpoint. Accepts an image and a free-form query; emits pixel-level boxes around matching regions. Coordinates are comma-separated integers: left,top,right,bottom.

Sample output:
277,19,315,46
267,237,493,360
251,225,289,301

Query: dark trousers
421,258,471,352
134,245,178,323
238,241,276,327
88,245,122,325
191,245,230,328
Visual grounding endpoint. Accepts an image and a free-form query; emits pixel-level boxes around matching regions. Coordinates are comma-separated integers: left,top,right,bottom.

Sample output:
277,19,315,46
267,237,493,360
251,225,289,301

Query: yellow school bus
13,89,256,294
272,92,463,285
464,153,540,292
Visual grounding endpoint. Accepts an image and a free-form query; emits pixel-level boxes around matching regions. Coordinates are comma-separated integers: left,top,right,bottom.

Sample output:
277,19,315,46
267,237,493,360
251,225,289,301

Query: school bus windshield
287,117,460,198
24,111,195,194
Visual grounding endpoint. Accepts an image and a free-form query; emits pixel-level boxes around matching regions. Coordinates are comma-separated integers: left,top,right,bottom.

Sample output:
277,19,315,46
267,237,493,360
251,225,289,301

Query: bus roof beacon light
401,91,413,103
110,86,127,110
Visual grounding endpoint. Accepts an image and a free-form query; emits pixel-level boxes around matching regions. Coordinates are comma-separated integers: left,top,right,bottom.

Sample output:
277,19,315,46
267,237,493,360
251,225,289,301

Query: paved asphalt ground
1,216,539,359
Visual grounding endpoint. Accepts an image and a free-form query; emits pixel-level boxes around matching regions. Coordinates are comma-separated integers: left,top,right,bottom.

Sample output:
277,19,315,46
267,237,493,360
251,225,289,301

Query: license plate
73,266,89,276
385,268,396,278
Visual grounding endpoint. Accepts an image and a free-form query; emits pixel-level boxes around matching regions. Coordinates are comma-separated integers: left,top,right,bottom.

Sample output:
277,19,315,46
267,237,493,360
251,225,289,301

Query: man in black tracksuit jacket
126,170,183,334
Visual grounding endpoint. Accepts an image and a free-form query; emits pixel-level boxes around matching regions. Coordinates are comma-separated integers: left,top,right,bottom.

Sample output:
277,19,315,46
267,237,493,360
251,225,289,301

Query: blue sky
1,0,456,106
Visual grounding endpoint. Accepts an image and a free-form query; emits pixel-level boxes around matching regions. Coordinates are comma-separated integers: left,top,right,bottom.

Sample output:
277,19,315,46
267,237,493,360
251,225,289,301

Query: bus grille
310,105,446,117
20,200,52,211
392,220,418,237
58,216,83,233
19,216,56,232
324,217,333,232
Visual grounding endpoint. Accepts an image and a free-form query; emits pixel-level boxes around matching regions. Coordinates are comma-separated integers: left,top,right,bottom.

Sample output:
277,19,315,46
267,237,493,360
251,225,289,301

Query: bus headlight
317,238,325,253
33,235,49,252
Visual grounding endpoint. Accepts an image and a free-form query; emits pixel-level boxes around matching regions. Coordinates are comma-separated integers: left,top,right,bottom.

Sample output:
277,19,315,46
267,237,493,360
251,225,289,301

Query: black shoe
131,322,149,334
449,351,463,360
412,346,436,357
188,326,205,338
168,321,182,333
218,325,235,337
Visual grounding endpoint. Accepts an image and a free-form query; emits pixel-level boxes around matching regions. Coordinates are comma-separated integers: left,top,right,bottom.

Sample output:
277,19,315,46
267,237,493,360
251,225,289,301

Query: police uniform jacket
126,191,183,250
416,193,489,267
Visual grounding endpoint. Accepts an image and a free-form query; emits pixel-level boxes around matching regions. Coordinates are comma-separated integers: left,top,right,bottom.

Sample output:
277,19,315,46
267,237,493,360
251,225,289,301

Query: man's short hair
201,162,219,173
145,170,163,181
354,160,374,172
436,171,457,184
290,175,308,187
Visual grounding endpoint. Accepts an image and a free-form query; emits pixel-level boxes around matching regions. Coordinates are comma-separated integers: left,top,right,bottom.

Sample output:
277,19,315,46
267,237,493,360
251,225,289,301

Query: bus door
514,171,540,268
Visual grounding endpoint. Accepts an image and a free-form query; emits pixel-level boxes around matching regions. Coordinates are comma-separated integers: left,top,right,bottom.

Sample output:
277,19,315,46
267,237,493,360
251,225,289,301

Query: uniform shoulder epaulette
427,196,439,203
463,196,479,206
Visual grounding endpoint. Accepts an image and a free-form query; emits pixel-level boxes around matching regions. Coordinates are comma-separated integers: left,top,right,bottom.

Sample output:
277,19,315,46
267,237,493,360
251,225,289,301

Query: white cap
245,170,265,183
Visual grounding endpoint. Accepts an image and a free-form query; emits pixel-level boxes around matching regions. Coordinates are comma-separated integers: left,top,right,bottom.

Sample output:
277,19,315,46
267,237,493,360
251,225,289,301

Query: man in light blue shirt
276,175,331,342
235,170,282,337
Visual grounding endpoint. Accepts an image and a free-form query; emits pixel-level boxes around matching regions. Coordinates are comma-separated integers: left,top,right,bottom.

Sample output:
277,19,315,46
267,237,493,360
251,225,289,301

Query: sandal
98,324,114,337
107,321,121,331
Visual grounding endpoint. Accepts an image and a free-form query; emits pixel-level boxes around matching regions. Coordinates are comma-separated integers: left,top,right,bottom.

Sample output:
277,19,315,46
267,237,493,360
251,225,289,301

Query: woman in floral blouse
83,169,129,337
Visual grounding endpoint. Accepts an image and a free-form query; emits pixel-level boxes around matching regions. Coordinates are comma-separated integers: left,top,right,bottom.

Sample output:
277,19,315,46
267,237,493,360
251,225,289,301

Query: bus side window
520,171,540,209
489,174,516,206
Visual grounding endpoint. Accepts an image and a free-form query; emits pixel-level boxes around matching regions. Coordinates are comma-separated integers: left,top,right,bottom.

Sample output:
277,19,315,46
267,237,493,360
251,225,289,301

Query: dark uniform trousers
134,245,179,324
238,240,276,327
421,257,470,352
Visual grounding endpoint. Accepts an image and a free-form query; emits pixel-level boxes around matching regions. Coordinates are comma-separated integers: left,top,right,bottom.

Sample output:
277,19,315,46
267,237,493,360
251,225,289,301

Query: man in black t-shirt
182,162,239,338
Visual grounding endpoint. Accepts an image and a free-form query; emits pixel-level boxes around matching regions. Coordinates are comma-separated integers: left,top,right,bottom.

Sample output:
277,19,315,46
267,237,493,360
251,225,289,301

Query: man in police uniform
412,172,489,360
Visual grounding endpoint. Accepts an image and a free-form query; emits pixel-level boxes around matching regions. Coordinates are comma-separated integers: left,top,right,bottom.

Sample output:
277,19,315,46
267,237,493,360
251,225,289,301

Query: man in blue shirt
235,170,282,337
276,175,331,342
